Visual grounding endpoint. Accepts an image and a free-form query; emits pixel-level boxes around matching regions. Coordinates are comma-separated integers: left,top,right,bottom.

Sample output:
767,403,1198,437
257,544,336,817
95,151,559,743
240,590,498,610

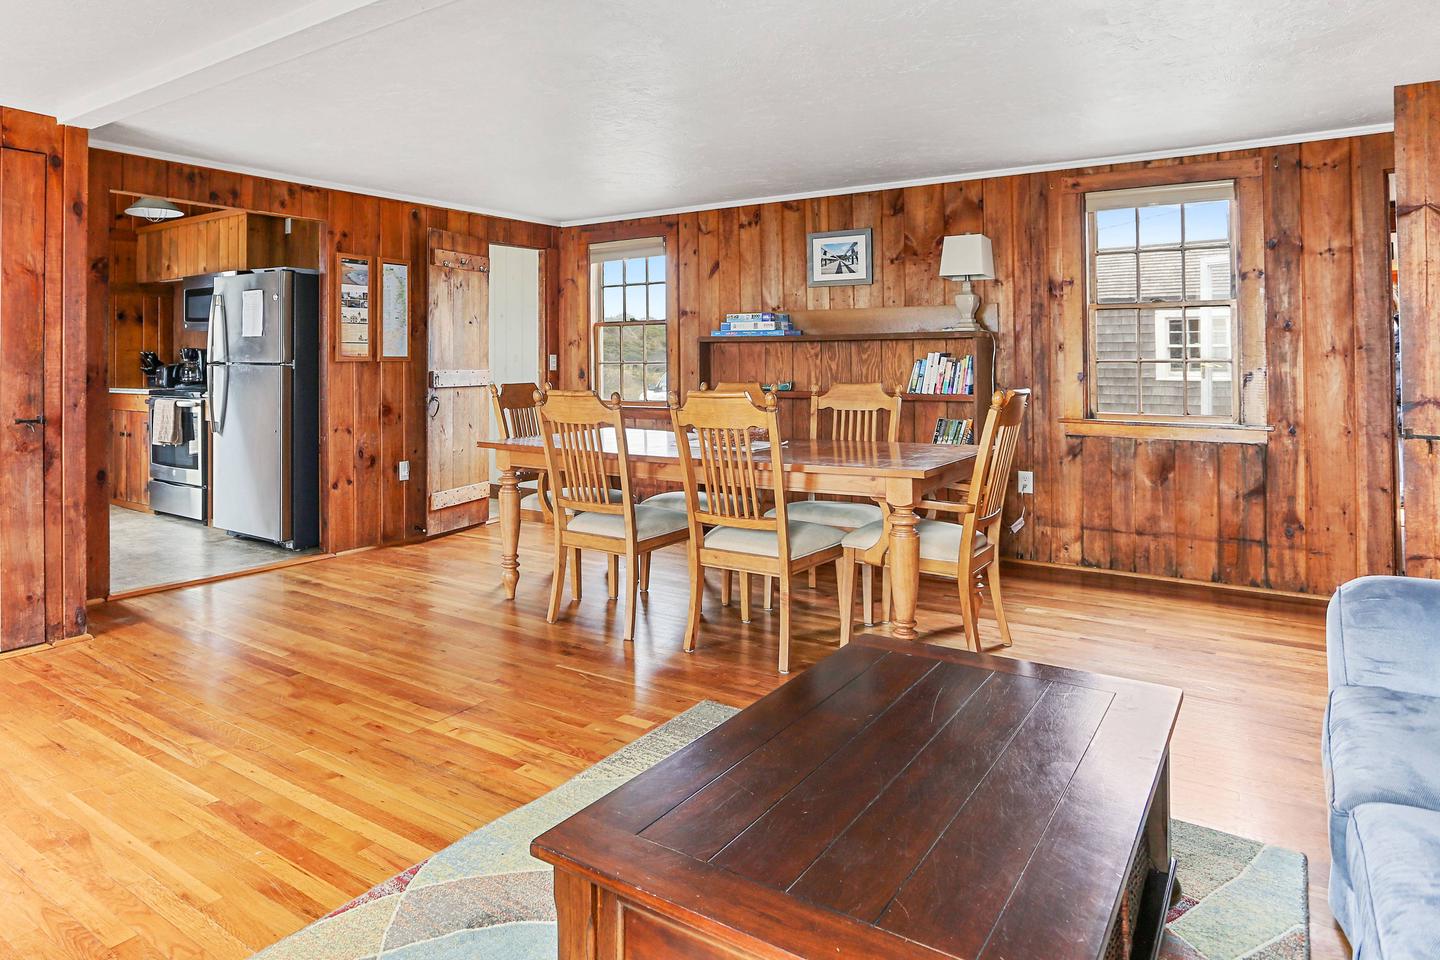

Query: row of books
906,352,975,395
932,417,974,445
711,313,803,337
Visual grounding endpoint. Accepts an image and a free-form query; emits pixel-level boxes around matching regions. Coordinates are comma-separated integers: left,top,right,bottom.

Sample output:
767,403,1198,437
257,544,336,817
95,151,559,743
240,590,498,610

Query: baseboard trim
1002,558,1328,606
0,632,93,661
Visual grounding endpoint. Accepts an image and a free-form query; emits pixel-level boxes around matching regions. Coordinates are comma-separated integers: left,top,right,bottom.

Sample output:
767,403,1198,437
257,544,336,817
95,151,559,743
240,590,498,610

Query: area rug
252,701,1309,960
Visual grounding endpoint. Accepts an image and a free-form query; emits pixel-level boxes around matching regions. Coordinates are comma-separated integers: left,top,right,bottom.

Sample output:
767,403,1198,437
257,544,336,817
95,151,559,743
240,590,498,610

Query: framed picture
380,259,410,360
335,254,373,360
807,227,873,287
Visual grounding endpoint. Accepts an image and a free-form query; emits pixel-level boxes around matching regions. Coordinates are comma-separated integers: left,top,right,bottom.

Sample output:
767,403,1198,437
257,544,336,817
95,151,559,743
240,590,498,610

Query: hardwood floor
0,521,1346,958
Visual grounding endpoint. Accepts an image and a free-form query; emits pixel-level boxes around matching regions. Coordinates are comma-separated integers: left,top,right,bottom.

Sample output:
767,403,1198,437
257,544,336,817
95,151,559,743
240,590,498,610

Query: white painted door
487,245,541,482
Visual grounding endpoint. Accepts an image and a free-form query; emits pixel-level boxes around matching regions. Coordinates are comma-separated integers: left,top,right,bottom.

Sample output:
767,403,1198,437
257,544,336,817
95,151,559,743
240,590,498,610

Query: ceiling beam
58,0,459,128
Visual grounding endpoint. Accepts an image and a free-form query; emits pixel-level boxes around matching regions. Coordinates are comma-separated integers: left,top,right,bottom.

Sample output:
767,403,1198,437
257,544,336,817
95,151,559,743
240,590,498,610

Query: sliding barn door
425,228,491,535
0,147,48,651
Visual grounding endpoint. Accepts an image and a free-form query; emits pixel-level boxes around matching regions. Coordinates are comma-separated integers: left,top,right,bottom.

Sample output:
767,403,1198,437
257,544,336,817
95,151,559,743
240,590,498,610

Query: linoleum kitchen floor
108,505,318,594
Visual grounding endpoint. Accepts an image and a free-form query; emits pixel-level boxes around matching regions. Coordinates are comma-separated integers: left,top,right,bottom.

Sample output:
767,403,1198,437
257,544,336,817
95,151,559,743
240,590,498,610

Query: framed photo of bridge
807,227,873,286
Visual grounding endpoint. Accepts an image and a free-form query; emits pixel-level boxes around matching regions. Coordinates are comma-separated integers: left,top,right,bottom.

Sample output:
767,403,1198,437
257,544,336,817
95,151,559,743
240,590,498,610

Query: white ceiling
1,0,1432,225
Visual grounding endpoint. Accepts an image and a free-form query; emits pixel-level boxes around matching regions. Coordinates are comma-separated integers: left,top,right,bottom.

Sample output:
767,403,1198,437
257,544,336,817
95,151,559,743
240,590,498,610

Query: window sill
1059,418,1272,444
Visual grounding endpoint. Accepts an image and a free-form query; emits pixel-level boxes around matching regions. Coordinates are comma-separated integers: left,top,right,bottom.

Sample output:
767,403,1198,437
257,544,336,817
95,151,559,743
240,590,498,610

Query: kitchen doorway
102,193,326,597
486,244,543,486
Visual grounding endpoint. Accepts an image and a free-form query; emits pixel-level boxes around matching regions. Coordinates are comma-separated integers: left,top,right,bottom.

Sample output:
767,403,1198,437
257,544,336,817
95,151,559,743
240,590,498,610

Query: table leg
498,463,522,599
888,505,921,640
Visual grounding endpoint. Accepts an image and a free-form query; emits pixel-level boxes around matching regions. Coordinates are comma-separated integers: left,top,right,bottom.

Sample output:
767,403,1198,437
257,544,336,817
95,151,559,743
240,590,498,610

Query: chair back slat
536,389,633,528
811,382,902,442
670,391,786,535
966,389,1031,528
699,381,768,406
490,382,543,440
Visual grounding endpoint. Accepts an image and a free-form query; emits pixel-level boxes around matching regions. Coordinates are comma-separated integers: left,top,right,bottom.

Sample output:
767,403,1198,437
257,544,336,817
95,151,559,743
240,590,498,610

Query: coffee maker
176,347,206,387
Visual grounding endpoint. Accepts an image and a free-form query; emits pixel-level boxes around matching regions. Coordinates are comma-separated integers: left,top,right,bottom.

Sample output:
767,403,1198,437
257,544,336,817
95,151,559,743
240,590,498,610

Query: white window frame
1085,180,1240,423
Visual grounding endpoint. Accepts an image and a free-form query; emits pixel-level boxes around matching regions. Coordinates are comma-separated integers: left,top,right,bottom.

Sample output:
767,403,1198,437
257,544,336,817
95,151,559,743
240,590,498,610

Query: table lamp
938,234,995,328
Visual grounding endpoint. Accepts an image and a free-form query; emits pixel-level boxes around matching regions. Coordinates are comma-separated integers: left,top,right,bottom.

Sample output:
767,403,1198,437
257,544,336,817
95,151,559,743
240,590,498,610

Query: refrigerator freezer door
215,271,294,364
211,363,293,543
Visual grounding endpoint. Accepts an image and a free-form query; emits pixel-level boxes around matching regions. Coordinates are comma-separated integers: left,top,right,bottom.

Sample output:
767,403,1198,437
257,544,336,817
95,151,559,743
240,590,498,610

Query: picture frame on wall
807,227,873,287
380,259,410,360
336,253,373,360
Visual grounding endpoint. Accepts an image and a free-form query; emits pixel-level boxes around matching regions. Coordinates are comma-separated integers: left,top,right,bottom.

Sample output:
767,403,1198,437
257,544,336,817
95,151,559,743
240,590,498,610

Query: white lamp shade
124,197,184,222
938,234,995,281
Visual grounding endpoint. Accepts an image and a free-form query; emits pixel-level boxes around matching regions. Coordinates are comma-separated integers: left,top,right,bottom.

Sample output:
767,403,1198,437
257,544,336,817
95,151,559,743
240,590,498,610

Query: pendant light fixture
124,196,184,223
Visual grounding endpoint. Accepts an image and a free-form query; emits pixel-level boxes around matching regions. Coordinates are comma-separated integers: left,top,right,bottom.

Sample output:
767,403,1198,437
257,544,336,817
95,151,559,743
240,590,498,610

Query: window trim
1084,180,1241,424
583,230,677,406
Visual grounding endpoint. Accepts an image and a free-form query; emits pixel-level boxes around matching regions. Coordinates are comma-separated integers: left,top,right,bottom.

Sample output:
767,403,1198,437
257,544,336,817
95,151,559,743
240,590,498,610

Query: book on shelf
931,417,974,445
713,312,801,337
905,351,976,395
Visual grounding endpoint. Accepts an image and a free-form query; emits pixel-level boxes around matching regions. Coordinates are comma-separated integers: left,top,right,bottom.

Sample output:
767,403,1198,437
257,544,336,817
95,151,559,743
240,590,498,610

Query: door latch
13,415,44,428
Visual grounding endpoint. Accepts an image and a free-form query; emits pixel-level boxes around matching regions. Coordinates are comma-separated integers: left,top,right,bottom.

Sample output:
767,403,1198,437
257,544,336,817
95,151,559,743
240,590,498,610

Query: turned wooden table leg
498,462,522,599
888,504,921,641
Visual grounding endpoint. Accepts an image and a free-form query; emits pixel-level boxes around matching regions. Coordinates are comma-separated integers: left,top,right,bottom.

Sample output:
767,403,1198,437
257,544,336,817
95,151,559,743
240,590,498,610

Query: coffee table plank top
532,636,1182,960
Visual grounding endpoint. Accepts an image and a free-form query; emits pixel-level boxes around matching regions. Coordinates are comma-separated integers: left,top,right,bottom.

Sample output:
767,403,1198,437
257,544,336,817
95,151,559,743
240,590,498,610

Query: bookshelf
697,325,995,445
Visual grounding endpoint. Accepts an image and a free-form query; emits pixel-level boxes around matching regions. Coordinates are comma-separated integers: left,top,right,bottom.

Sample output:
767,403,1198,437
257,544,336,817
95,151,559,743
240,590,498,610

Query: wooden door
126,410,150,507
109,410,128,503
425,229,491,535
0,147,48,651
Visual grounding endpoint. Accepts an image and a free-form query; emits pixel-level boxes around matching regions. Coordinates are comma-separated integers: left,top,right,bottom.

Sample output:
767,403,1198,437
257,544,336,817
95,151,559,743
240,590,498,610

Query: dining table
477,427,978,641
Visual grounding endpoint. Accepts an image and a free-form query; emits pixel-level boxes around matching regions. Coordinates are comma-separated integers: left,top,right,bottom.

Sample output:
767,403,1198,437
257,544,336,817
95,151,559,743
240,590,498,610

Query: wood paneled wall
1396,81,1440,577
86,150,558,597
556,135,1398,595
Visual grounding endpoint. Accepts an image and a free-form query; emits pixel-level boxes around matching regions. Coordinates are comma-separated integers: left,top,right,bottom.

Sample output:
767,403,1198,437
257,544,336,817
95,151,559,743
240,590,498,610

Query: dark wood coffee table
532,635,1182,960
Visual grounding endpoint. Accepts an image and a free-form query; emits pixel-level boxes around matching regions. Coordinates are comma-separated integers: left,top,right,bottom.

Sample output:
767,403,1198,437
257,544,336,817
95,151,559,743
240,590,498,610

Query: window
1087,181,1238,421
591,237,668,402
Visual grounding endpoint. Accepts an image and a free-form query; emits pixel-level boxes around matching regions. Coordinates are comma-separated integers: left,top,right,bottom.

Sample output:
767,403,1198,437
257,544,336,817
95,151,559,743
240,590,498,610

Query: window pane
1137,308,1176,360
1094,309,1138,360
1185,362,1234,418
624,257,647,282
1184,246,1234,299
644,323,666,362
1138,204,1182,246
622,363,644,401
599,324,621,362
645,364,668,401
1140,362,1185,416
597,363,619,399
1184,200,1230,243
648,282,667,320
1094,362,1138,414
1138,249,1183,301
1192,306,1232,360
621,325,644,361
602,287,624,322
647,254,666,281
625,284,647,320
602,260,623,286
1094,254,1137,303
1095,208,1136,251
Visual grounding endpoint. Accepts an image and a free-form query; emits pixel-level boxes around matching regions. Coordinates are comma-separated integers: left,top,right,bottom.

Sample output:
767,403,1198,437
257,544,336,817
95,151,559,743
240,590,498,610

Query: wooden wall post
1396,81,1440,577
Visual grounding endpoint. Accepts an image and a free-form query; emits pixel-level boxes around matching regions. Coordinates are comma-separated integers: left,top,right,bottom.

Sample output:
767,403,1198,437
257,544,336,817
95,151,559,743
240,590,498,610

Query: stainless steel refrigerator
207,269,320,550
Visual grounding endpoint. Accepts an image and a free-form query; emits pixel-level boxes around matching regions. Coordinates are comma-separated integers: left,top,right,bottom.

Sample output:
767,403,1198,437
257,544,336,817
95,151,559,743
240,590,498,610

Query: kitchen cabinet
135,210,319,283
109,398,151,511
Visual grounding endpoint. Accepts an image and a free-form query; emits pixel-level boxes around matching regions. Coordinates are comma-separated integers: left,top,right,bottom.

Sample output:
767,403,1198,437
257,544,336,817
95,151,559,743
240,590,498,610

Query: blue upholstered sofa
1324,576,1440,958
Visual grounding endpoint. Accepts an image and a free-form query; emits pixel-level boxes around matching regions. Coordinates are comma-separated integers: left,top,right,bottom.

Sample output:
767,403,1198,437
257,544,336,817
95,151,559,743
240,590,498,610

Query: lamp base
953,280,981,329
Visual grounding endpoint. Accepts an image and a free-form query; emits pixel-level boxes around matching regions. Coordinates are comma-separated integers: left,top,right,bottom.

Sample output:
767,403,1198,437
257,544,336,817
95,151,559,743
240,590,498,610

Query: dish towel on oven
151,397,184,445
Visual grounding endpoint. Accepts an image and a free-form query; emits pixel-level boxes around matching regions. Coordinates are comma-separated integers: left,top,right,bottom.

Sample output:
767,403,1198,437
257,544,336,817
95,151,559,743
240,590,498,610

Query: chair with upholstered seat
668,390,846,674
641,382,764,516
838,389,1029,651
759,382,903,613
536,389,690,642
489,382,550,519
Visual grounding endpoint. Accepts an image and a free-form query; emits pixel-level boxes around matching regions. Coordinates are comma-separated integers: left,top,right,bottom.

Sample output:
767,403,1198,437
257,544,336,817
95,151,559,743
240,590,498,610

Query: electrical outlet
548,353,559,372
397,460,410,481
1017,470,1034,494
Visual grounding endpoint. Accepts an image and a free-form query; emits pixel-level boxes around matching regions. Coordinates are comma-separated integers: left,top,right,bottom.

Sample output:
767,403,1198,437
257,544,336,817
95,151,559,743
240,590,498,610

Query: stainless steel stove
147,383,207,521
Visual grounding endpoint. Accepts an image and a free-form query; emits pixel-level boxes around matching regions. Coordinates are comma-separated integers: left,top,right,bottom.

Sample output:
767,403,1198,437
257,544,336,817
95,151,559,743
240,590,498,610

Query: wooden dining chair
669,390,846,674
535,389,690,642
838,389,1030,651
489,382,550,520
641,381,765,516
761,382,903,601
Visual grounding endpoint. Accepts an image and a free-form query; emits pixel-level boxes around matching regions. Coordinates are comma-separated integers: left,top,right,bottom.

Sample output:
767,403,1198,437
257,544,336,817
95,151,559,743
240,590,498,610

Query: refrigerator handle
211,365,228,435
209,294,228,363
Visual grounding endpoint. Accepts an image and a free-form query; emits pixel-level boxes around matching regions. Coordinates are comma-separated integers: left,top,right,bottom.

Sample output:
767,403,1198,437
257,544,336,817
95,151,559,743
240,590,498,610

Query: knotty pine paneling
555,135,1398,595
86,149,558,598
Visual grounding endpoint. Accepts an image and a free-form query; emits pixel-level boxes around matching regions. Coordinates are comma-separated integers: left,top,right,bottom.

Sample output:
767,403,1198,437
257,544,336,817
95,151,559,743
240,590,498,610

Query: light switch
398,460,410,481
